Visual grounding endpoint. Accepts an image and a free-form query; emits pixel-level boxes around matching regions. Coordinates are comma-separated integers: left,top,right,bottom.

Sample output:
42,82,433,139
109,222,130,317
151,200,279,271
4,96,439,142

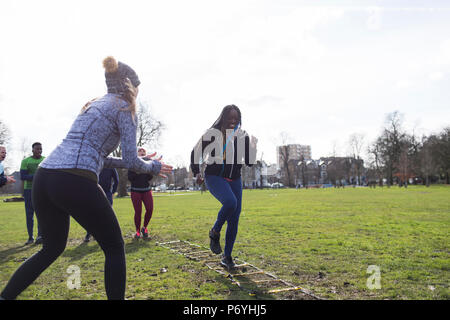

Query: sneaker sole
220,261,235,270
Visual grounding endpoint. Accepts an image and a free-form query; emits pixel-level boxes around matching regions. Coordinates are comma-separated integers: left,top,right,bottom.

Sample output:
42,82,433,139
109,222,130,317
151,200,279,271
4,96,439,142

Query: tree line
1,109,448,194
367,111,449,186
276,111,449,188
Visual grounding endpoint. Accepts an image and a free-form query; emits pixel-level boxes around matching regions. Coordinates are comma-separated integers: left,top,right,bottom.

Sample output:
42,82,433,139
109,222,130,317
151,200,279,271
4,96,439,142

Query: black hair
32,142,42,148
210,105,242,131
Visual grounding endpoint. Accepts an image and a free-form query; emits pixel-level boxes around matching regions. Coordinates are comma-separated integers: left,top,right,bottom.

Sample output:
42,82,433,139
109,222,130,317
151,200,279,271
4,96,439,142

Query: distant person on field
0,146,16,187
20,142,45,245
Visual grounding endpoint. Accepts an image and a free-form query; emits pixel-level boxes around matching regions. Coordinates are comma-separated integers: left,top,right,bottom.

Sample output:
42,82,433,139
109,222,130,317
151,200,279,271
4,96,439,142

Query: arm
104,111,162,175
20,159,34,181
244,133,257,167
20,169,34,181
190,134,212,175
190,147,200,176
0,173,6,187
0,173,15,187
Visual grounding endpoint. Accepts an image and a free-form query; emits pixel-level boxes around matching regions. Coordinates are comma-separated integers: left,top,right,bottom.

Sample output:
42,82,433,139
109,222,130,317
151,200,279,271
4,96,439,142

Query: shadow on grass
0,244,34,263
211,272,277,300
62,242,101,262
124,237,157,255
208,263,319,300
59,235,157,262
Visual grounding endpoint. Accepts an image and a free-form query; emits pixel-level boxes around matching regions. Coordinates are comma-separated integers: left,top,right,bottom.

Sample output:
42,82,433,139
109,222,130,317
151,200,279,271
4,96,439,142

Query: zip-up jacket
128,169,153,193
190,128,255,180
40,93,161,179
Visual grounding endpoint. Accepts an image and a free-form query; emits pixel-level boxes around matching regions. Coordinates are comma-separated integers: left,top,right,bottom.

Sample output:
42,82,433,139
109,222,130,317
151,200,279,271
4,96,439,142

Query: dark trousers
86,191,113,239
1,168,126,300
23,189,41,239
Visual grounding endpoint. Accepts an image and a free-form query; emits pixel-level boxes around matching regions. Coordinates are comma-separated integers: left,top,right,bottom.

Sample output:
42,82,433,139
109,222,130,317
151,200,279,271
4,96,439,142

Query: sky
1,0,449,172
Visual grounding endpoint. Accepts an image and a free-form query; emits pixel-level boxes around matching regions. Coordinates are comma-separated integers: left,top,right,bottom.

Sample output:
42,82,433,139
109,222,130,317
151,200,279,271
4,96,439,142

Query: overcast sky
1,0,449,172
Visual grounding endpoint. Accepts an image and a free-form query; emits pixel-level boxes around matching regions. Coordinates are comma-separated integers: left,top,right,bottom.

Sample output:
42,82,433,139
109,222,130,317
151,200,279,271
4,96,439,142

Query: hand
6,176,16,184
155,155,173,178
158,163,173,178
196,174,204,185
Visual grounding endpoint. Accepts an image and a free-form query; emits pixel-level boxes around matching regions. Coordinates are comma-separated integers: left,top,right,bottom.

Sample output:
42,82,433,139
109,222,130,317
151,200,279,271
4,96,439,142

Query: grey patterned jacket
40,93,161,179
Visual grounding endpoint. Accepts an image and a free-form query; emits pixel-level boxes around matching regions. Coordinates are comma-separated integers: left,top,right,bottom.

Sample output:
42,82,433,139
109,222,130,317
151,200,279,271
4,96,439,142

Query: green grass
0,185,449,300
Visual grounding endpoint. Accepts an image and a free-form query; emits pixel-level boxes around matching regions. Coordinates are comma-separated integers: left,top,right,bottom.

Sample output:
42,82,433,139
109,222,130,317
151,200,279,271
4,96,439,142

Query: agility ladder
156,240,322,300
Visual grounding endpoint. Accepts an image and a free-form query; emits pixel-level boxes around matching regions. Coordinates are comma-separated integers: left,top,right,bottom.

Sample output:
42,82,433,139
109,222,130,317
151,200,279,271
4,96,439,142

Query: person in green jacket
20,142,45,245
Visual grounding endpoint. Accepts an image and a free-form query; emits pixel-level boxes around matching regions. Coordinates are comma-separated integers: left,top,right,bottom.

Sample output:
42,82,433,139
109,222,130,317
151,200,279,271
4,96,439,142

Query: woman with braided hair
190,105,257,270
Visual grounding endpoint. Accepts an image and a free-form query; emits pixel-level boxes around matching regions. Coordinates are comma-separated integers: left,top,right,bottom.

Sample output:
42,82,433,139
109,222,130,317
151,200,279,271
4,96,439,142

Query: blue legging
205,175,242,257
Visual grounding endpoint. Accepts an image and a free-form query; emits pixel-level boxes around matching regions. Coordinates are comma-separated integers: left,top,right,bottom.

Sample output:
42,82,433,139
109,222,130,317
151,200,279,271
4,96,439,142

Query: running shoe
220,255,236,270
134,231,141,239
209,229,222,254
25,238,34,245
141,227,149,239
34,236,43,245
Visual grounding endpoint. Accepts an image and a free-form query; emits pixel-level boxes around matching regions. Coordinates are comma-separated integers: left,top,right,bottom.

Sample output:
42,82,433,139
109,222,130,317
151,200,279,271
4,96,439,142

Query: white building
277,144,311,168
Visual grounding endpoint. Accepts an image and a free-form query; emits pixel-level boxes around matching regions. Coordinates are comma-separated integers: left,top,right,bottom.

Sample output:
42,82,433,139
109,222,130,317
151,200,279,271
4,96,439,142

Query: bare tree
136,101,164,149
420,137,434,187
349,133,365,185
19,137,33,160
396,145,410,187
297,155,308,187
432,127,450,184
114,101,165,197
0,119,11,145
371,111,406,186
367,142,383,186
277,132,295,187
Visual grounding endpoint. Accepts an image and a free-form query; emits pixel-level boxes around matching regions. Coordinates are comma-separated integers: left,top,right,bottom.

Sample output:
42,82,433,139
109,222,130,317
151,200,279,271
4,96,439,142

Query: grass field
0,185,449,300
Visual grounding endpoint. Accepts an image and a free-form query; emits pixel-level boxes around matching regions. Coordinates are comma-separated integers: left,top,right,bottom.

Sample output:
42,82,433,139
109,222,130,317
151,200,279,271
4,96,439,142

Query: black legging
1,168,126,300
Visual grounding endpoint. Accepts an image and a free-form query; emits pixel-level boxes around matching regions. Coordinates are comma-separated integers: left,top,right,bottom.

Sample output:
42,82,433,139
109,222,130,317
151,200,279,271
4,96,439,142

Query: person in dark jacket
84,167,119,242
190,105,257,269
128,147,155,239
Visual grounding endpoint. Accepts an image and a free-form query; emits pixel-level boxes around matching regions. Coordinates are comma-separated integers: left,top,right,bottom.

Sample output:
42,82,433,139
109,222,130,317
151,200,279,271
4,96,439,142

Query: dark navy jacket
190,129,254,180
99,168,119,195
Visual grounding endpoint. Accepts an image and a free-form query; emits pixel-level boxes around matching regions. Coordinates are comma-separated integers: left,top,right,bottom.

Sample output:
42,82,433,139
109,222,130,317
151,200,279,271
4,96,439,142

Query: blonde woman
0,57,172,300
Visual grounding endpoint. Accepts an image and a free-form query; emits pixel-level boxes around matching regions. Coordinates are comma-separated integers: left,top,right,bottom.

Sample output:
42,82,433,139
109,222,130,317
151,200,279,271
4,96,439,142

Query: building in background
277,144,311,169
